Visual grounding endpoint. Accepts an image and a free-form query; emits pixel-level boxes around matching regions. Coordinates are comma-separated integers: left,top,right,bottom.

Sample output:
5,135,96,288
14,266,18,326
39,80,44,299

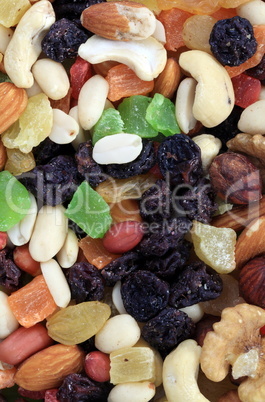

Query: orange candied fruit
79,236,121,269
225,25,265,78
106,64,154,102
8,275,57,328
210,7,237,19
157,8,193,51
0,366,16,389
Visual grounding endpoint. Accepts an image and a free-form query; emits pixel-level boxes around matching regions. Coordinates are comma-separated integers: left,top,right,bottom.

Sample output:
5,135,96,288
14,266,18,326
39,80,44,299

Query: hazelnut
209,152,262,204
239,254,265,308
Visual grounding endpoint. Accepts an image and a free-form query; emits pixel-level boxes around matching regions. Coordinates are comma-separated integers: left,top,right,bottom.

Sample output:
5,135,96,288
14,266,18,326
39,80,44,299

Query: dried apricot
157,8,193,51
79,236,120,269
157,0,220,14
8,275,57,328
106,64,154,102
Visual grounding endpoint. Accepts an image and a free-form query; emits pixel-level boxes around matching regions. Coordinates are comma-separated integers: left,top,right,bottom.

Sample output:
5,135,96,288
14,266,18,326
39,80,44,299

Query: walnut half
200,303,265,402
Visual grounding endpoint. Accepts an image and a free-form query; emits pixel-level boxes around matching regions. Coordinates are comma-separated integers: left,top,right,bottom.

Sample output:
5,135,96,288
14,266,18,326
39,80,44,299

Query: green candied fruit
65,181,112,238
145,93,181,136
0,170,31,231
92,108,124,145
118,95,158,138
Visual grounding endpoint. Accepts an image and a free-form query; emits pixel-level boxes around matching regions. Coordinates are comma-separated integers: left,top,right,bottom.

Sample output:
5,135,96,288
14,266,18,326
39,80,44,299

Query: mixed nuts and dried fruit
1,0,265,401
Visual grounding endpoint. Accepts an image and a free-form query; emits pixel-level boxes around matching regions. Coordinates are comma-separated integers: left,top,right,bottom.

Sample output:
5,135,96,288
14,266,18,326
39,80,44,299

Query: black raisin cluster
75,141,106,188
52,0,105,21
57,373,112,402
209,16,257,67
66,262,105,303
18,155,81,207
0,248,23,292
42,18,89,63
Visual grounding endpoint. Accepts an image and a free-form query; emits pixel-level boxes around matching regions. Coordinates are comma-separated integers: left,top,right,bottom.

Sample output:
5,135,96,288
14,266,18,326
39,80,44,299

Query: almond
0,82,28,134
211,196,265,232
235,215,265,269
14,344,85,391
151,57,181,98
81,1,156,41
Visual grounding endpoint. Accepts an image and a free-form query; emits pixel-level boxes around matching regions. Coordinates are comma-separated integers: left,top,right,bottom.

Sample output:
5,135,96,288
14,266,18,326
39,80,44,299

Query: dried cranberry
75,141,106,188
144,240,191,279
0,248,22,292
157,134,203,188
67,262,105,303
104,140,156,179
210,16,257,66
101,251,142,286
42,19,89,62
140,179,172,222
177,178,218,223
121,270,169,322
141,307,195,355
169,262,223,309
138,217,192,257
56,373,111,401
18,387,46,400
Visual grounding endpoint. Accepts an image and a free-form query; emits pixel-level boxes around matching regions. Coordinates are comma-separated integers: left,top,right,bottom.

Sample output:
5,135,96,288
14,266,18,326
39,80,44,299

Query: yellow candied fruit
110,346,156,385
5,148,35,175
191,220,236,274
157,0,220,14
2,93,53,154
0,0,31,28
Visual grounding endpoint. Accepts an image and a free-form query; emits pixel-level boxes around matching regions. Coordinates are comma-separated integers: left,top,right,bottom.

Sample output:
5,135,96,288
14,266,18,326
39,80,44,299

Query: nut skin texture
14,344,85,391
0,82,28,134
209,152,262,204
239,254,265,308
217,390,241,402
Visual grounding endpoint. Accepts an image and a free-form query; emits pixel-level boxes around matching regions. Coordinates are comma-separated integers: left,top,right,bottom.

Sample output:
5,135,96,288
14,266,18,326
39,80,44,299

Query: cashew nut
179,50,235,128
4,1,55,88
163,339,210,402
192,134,222,174
78,35,167,81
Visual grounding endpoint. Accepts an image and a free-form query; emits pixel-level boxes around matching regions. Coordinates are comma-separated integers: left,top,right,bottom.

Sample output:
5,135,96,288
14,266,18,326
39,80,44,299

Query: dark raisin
139,179,172,222
104,140,156,179
0,248,22,292
141,307,195,355
67,262,105,303
121,270,169,322
144,240,191,279
176,178,218,223
138,217,192,257
33,138,75,166
78,336,96,353
42,19,89,62
57,373,111,402
100,251,142,286
209,16,257,67
157,134,203,188
246,53,265,80
169,261,223,309
52,0,105,21
75,141,106,188
17,155,80,207
204,105,243,150
0,396,7,402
